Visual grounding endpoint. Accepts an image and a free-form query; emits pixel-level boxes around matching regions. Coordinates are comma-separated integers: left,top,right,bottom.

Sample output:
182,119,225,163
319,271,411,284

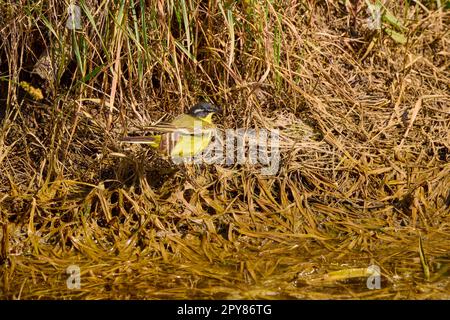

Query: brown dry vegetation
0,0,449,299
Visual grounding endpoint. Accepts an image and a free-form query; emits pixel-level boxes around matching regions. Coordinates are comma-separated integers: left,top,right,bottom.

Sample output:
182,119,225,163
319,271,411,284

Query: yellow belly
170,133,212,158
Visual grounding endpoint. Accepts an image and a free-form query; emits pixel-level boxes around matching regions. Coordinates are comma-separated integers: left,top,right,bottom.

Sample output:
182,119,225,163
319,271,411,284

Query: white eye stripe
192,109,209,116
189,103,218,115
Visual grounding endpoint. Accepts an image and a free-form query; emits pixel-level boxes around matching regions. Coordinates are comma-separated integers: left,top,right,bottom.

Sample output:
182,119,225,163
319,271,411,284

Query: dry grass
0,0,449,299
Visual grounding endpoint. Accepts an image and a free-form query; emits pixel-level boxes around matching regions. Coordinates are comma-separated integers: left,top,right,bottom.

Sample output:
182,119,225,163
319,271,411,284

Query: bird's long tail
121,135,161,148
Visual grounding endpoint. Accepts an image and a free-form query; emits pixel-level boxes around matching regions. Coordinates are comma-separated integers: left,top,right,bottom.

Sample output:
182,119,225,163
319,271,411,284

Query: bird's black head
188,102,221,119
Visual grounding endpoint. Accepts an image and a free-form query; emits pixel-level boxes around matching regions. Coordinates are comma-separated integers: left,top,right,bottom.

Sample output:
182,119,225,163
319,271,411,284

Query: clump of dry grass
0,0,449,299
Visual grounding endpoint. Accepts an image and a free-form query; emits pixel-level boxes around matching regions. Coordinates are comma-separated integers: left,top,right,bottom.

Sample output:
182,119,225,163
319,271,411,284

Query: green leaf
81,64,103,83
384,27,407,44
382,7,406,31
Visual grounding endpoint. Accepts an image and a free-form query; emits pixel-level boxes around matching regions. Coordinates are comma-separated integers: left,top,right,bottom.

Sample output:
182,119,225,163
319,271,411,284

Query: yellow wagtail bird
121,102,221,159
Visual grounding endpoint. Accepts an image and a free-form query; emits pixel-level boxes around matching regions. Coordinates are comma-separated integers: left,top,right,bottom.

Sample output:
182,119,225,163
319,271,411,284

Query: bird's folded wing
140,124,215,136
120,136,159,144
